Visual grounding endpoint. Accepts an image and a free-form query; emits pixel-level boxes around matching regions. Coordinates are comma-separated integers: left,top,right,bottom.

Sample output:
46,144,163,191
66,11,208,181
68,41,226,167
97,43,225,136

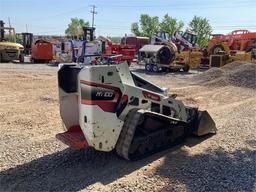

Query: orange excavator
208,29,256,54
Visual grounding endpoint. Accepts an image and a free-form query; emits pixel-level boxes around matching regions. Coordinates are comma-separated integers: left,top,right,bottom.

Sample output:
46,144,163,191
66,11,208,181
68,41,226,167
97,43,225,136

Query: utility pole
8,17,11,28
26,24,28,32
8,17,12,40
90,5,97,28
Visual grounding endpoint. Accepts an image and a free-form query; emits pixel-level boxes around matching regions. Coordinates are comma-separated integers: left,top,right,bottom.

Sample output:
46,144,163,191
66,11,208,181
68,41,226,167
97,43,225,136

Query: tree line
65,15,212,47
131,14,212,47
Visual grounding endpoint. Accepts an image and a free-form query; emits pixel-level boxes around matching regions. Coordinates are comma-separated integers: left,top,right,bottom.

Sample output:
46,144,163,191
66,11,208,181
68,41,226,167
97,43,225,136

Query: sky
0,0,255,37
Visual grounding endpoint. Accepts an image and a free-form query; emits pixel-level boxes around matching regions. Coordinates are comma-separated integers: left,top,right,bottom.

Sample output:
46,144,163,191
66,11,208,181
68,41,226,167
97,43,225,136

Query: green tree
65,17,89,38
131,14,184,37
131,14,160,37
188,16,212,47
159,14,184,36
131,23,142,36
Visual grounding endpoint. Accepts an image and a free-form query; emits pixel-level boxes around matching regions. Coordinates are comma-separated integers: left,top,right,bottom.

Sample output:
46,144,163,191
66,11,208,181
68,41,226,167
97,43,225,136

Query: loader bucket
193,110,217,136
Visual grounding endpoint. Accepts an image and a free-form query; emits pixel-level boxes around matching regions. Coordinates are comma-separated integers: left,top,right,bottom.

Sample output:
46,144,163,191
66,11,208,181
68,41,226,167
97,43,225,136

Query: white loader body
57,62,216,159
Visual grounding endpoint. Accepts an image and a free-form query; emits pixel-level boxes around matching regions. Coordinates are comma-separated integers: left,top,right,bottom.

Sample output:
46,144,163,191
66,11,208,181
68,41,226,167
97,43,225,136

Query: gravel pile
221,61,245,71
192,62,256,88
227,63,256,88
192,67,225,82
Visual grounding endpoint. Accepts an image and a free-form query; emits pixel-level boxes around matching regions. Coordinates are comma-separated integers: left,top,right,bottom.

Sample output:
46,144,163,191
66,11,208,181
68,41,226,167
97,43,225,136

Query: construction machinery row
0,20,136,65
0,20,52,63
136,29,256,72
1,18,255,70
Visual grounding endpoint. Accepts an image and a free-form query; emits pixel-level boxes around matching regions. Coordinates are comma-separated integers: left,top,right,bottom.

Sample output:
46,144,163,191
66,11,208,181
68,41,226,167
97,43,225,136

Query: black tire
162,67,169,72
19,54,24,63
246,47,251,52
247,39,256,52
145,64,152,72
183,64,190,72
245,47,253,53
151,64,159,73
212,44,225,54
78,56,84,63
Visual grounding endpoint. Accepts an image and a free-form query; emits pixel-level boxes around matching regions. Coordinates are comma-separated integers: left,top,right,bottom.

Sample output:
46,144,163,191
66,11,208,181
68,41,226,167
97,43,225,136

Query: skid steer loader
56,62,216,160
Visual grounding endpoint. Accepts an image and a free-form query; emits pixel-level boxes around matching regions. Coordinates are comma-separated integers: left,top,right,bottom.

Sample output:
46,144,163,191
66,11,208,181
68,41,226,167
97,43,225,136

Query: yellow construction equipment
0,20,24,62
209,51,254,68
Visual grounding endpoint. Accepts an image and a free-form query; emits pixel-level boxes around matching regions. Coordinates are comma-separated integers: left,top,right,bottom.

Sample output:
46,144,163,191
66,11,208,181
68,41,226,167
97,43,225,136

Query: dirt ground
0,62,255,192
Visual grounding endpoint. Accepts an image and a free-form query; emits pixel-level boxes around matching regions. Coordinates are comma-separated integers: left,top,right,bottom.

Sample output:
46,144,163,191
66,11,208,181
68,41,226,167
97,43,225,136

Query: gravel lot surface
0,62,255,192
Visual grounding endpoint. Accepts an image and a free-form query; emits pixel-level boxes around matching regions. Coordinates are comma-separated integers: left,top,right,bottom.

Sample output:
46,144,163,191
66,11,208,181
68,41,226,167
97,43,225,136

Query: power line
95,2,255,9
8,17,11,28
34,6,89,20
14,2,254,22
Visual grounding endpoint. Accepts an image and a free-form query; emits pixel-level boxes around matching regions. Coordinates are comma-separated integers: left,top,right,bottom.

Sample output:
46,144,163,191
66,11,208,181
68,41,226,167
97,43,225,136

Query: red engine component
100,36,136,65
121,36,150,53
